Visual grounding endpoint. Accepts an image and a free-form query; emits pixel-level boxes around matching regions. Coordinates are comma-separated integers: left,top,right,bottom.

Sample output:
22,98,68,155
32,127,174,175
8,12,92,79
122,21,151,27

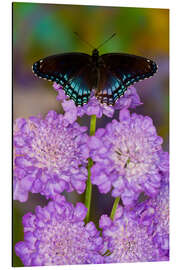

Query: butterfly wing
95,66,125,105
95,53,157,105
32,53,94,106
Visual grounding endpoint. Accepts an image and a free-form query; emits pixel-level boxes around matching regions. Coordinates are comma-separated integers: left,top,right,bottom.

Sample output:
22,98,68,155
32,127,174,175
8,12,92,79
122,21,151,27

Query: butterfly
32,40,157,106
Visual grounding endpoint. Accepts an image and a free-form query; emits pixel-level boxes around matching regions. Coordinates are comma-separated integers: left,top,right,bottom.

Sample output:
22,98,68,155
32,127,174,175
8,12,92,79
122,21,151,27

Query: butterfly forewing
101,53,157,86
32,53,94,106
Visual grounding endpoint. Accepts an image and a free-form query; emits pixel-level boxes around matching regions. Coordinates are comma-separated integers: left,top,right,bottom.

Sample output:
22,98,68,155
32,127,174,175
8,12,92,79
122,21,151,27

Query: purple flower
99,208,166,263
133,181,169,258
158,151,169,184
15,195,104,266
13,110,89,202
53,82,142,120
88,109,169,207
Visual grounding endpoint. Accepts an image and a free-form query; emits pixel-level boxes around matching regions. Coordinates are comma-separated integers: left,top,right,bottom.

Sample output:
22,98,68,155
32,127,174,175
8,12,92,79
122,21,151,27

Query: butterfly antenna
73,32,95,49
97,33,116,49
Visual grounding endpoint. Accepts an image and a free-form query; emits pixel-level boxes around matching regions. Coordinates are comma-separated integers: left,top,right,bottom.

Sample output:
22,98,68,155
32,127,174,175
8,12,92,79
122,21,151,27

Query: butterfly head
92,49,99,57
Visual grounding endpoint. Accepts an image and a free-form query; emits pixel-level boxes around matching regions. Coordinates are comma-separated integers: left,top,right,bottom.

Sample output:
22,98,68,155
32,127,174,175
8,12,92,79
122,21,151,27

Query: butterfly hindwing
63,66,93,106
32,53,93,106
95,67,127,105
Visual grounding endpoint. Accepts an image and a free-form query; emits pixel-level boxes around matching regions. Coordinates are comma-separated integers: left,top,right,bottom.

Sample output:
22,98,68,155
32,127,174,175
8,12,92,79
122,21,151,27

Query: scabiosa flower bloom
15,195,104,266
133,181,169,258
53,82,142,119
88,109,169,207
99,209,163,263
13,110,89,202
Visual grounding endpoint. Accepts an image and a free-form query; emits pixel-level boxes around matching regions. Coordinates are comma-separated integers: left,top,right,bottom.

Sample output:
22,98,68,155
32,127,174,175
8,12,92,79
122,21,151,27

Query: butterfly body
32,49,157,106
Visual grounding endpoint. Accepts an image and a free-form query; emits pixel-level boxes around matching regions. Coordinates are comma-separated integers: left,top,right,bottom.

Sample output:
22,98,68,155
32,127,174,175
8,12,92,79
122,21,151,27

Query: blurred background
13,2,169,266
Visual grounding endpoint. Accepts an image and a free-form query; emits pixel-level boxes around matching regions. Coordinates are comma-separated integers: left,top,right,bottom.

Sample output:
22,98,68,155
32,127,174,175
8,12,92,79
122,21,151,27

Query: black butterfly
32,48,157,106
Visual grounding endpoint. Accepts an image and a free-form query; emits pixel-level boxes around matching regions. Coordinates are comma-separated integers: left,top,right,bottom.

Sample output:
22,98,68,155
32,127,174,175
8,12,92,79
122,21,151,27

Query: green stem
110,197,120,220
85,115,97,223
85,158,93,223
89,114,97,136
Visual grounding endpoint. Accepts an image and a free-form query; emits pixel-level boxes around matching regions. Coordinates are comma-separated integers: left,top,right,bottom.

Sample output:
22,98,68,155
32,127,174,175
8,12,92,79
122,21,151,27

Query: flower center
40,220,89,265
123,239,136,253
29,123,79,172
112,147,132,172
115,148,131,168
